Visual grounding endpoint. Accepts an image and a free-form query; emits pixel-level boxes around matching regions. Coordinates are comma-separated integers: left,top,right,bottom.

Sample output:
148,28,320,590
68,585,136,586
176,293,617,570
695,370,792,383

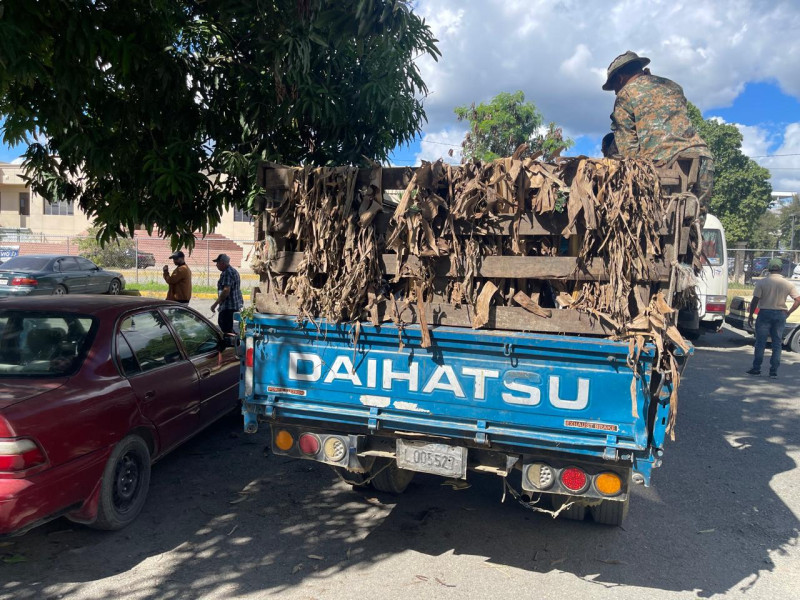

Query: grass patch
127,281,218,294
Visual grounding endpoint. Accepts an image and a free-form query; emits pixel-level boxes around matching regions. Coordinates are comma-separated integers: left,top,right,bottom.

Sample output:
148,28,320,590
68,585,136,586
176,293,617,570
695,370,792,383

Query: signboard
0,245,20,262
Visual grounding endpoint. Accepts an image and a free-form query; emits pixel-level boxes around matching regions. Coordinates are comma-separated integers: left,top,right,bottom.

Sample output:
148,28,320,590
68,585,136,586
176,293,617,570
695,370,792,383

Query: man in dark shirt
602,51,713,205
210,253,244,335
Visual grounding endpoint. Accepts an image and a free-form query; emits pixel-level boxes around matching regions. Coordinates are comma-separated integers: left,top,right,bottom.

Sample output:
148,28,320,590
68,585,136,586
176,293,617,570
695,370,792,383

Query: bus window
701,229,724,266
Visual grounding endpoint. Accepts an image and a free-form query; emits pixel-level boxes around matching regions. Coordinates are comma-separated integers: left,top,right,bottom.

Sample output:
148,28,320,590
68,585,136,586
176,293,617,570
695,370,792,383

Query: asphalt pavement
2,325,799,599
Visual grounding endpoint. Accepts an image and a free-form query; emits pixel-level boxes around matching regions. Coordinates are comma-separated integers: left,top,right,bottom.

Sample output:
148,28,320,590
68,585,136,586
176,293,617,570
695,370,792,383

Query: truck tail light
595,472,622,496
244,336,254,396
323,436,348,462
525,463,555,490
0,438,47,473
705,295,727,313
274,430,294,452
10,277,38,286
298,433,320,455
560,466,589,493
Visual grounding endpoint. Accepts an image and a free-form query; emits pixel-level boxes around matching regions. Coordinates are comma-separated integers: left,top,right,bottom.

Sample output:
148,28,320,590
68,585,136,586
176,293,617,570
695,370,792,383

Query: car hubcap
110,282,119,294
54,287,65,295
113,453,141,513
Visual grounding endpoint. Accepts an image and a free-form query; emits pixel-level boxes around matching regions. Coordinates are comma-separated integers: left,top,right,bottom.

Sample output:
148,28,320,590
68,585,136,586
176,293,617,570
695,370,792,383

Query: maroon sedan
0,296,240,536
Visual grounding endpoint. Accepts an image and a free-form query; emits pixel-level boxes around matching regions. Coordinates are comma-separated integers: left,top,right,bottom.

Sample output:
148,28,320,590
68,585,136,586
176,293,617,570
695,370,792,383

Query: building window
19,192,30,216
43,199,74,216
233,207,252,222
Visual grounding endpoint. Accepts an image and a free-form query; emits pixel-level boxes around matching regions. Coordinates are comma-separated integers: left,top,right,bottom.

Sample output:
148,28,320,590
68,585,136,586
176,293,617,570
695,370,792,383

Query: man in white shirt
747,258,800,377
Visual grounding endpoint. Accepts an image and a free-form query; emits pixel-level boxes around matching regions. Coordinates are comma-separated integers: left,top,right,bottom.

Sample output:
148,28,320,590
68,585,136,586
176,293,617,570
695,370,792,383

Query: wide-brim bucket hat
602,51,651,90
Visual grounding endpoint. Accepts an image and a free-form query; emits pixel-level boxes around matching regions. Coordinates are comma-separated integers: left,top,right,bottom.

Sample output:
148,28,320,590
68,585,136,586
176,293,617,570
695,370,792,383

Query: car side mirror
221,334,238,348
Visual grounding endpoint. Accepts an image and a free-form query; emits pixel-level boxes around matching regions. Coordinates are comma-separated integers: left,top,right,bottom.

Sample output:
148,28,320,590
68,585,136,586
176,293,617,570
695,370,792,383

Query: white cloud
736,122,800,192
414,127,466,165
412,0,800,141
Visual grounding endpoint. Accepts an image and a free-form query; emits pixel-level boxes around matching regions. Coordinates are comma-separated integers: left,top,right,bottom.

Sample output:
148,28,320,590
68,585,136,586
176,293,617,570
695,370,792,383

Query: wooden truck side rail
252,161,700,336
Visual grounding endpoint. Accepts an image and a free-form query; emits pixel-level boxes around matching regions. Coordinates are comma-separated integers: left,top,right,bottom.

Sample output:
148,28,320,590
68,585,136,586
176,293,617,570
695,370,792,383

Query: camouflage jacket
611,73,711,165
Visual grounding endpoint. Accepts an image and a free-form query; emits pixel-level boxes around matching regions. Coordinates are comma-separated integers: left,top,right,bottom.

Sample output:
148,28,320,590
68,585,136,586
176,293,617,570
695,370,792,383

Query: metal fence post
135,237,139,284
206,239,210,287
66,236,70,256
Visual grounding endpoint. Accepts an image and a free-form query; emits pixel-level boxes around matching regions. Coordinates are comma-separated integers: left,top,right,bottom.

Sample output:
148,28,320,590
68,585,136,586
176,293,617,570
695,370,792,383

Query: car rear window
0,256,50,271
0,311,96,377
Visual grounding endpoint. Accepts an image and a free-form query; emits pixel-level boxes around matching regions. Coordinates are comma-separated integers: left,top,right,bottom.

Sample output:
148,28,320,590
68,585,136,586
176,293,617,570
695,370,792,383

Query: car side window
58,257,79,272
116,333,141,376
76,257,98,271
118,311,183,374
162,308,220,358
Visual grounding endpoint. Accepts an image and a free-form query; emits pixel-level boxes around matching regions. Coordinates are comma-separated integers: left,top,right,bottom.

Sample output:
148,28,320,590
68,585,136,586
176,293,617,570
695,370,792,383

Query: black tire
370,459,415,494
91,435,151,530
332,466,370,487
52,284,67,296
590,497,629,526
682,329,701,342
551,494,587,521
107,278,121,295
789,328,800,353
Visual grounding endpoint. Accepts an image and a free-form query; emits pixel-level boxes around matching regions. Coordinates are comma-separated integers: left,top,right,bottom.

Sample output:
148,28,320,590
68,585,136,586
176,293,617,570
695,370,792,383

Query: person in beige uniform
747,258,800,377
163,250,192,304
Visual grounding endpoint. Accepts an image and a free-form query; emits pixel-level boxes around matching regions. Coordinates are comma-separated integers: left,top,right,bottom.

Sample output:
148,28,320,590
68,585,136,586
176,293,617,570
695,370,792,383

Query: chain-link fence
0,232,260,293
728,245,800,285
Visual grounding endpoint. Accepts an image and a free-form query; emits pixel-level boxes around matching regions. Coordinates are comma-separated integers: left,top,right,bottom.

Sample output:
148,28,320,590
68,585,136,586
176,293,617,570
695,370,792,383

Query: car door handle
144,390,155,399
199,369,211,379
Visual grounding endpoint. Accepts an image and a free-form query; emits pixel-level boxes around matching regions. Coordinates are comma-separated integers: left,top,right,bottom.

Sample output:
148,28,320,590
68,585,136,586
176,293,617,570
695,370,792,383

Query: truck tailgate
246,315,656,454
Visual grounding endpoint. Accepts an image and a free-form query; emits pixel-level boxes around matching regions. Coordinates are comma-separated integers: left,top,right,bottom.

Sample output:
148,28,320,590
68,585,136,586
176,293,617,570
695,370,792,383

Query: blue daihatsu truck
239,162,697,526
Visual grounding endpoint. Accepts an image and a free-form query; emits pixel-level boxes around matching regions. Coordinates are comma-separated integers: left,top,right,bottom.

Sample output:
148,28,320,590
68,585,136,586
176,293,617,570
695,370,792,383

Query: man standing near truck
747,258,800,377
163,250,192,304
602,51,713,205
210,253,243,335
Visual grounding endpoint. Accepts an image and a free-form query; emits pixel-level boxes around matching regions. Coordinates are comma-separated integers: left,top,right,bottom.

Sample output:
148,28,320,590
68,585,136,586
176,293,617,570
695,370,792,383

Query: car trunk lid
0,380,67,410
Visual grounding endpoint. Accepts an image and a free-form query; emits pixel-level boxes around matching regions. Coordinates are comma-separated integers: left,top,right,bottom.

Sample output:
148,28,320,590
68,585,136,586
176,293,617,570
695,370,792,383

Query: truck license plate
396,439,467,479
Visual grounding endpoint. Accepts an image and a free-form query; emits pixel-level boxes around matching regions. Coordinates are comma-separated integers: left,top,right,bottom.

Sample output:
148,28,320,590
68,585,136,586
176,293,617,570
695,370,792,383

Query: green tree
750,210,782,250
454,91,572,162
76,226,135,268
0,1,439,248
777,194,800,249
687,103,773,243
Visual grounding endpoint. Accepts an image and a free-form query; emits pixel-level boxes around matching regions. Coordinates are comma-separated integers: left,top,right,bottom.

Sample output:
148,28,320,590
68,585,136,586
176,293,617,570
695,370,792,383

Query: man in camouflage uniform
602,51,713,205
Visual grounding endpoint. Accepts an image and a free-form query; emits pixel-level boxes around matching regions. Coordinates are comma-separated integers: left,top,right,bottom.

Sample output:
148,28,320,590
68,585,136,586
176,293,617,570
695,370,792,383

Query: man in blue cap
747,258,800,377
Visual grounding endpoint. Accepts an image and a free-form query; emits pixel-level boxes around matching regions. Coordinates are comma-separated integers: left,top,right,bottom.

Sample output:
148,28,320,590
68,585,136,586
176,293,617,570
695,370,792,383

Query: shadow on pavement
2,327,798,598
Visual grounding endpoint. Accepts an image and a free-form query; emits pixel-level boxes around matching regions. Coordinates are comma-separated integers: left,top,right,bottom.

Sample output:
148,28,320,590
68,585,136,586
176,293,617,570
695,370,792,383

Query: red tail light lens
298,433,320,455
705,303,726,313
10,277,38,286
245,347,254,368
0,438,47,472
560,467,588,492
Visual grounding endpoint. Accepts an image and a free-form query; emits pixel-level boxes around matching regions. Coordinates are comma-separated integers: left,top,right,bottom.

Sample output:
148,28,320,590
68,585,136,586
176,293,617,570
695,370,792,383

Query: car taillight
10,277,37,286
560,466,589,493
0,438,47,472
244,336,254,396
705,295,727,313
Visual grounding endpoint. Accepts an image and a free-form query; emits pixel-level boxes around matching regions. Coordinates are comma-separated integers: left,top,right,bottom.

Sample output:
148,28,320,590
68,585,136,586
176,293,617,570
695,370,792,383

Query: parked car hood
0,379,67,410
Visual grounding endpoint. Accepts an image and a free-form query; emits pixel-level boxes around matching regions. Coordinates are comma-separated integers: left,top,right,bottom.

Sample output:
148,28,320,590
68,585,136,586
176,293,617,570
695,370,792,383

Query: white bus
678,214,728,339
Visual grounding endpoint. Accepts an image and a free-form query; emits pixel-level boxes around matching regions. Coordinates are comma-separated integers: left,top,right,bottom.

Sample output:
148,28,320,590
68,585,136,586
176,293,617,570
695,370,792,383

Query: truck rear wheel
332,467,370,487
551,495,587,521
590,498,629,526
370,459,415,494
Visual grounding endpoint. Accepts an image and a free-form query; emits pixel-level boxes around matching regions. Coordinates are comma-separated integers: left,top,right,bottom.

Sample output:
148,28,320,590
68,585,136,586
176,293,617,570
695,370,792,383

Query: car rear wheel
91,435,151,530
107,278,121,295
52,284,67,296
